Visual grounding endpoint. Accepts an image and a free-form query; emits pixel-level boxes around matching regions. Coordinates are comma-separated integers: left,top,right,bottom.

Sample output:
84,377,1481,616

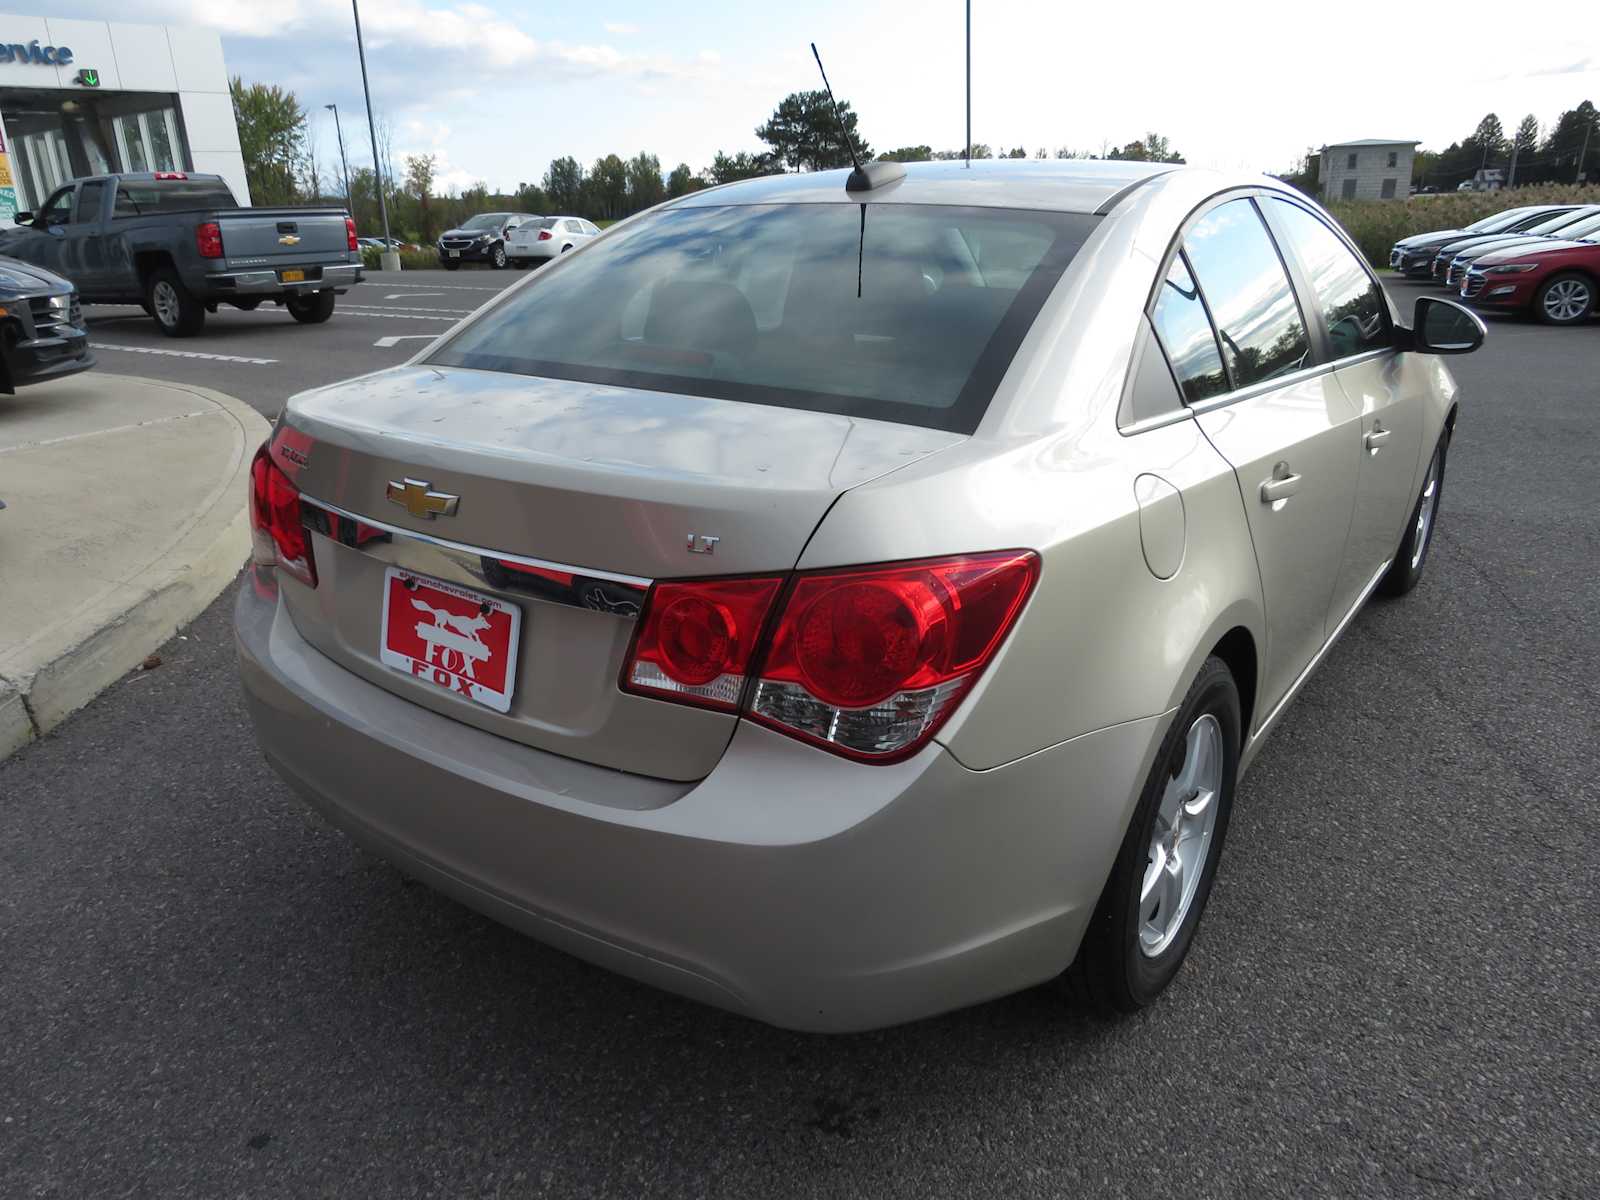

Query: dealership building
0,14,249,219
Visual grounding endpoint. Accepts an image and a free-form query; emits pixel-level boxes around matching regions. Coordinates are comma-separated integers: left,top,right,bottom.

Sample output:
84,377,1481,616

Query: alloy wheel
1139,713,1224,957
1542,279,1591,323
1411,449,1442,570
153,281,180,328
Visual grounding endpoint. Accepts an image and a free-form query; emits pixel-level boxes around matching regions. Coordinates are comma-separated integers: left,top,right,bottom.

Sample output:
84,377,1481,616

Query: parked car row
1391,203,1600,326
436,213,600,269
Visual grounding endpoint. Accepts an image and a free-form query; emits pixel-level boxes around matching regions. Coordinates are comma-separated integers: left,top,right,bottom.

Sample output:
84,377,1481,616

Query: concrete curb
0,377,270,760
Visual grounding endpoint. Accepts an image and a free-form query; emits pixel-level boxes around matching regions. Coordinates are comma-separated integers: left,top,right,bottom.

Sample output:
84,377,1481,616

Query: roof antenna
810,42,904,193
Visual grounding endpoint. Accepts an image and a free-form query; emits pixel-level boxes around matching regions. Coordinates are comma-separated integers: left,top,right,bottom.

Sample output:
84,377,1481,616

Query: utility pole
325,104,352,212
1578,120,1593,184
965,0,971,168
1507,139,1519,189
351,0,398,270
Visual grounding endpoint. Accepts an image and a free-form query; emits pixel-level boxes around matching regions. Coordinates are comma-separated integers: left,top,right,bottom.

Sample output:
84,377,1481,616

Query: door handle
1259,466,1303,505
1364,427,1392,452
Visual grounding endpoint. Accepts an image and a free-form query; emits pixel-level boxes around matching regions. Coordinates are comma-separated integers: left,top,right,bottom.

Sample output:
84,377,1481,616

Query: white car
505,216,600,266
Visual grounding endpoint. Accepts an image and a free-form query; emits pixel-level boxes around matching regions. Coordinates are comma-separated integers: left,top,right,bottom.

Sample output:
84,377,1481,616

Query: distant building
1319,139,1419,202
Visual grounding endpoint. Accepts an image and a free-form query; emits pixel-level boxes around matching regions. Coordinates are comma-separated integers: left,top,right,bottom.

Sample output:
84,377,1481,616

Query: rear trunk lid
216,207,351,267
273,365,963,780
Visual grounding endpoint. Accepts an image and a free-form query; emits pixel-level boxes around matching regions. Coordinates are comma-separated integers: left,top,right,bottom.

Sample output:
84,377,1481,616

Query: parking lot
76,269,523,418
2,280,1597,1197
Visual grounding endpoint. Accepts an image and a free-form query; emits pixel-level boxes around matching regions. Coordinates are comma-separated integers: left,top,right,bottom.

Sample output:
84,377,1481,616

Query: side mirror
13,212,33,224
1409,296,1486,355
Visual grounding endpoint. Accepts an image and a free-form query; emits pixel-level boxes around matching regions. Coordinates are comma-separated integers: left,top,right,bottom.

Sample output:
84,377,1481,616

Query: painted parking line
384,292,446,300
374,335,438,348
336,310,461,322
367,281,505,292
94,343,279,365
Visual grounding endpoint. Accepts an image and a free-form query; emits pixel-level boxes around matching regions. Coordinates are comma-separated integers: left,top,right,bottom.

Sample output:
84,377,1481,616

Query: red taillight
196,221,223,259
622,576,783,710
620,552,1038,762
248,442,316,588
345,216,358,251
537,229,553,241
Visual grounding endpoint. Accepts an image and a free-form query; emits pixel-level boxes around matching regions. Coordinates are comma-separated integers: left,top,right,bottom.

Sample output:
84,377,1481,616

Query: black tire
286,290,336,325
1379,435,1447,597
1066,656,1241,1014
1532,272,1595,326
146,267,205,337
442,259,461,271
489,243,508,269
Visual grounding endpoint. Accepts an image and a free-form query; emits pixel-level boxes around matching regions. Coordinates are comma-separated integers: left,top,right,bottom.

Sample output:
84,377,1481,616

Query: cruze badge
386,478,459,519
686,533,720,555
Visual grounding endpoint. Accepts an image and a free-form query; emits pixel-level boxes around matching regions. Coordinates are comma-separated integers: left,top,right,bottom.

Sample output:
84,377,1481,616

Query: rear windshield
461,213,512,229
428,203,1097,433
525,218,558,230
112,179,238,216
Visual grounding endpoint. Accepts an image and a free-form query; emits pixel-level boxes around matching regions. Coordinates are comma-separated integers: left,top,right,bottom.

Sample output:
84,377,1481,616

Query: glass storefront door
0,87,190,211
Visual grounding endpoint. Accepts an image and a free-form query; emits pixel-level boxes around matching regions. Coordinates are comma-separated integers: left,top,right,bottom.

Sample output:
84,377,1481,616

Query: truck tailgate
217,211,350,264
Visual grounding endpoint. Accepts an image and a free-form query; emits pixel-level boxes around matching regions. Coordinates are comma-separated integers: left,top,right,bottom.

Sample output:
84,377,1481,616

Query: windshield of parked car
460,213,511,230
1526,209,1596,235
429,202,1097,434
1467,209,1529,232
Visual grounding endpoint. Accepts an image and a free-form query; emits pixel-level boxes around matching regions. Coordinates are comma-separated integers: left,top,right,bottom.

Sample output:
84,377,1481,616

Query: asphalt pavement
79,268,524,418
1,282,1596,1198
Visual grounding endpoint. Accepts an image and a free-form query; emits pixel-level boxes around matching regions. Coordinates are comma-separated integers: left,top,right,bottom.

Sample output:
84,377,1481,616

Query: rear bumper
211,264,363,295
235,582,1161,1031
506,241,558,260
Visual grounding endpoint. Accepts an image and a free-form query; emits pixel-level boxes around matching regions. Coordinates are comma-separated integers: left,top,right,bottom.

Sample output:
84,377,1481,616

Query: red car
1460,234,1599,325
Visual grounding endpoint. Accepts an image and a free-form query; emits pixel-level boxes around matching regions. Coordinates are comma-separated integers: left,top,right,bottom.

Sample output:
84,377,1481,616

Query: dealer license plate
379,568,522,713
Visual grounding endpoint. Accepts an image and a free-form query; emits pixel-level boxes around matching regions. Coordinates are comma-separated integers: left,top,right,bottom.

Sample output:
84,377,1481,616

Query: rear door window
1266,200,1389,358
1182,198,1311,388
428,203,1097,434
1149,253,1228,404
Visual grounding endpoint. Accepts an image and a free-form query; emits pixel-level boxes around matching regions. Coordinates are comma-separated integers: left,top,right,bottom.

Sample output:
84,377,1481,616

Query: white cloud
603,21,640,35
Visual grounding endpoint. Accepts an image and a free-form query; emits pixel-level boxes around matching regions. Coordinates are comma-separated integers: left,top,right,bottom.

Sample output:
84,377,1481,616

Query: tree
877,145,932,162
1107,133,1184,164
542,156,585,213
666,163,702,198
755,90,870,171
404,153,436,240
587,153,628,220
513,181,548,214
708,150,776,184
625,151,665,213
1003,146,1028,159
230,77,305,204
1469,113,1507,172
1542,101,1598,182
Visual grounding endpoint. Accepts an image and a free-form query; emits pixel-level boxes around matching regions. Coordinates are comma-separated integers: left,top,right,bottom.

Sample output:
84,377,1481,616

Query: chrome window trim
1118,407,1197,437
1183,346,1398,415
298,494,655,589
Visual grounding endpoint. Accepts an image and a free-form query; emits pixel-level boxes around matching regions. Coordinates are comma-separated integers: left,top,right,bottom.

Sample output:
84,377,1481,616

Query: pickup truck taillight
345,217,358,251
195,221,224,259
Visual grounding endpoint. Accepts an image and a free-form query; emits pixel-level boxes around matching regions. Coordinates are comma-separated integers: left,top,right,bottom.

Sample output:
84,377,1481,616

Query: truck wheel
286,291,336,325
147,268,205,337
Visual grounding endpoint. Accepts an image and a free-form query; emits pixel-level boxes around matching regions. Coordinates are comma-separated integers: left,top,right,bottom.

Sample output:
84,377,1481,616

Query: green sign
76,68,99,88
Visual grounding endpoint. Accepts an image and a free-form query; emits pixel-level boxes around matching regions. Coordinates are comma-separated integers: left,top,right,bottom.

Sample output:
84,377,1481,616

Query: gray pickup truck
0,172,364,337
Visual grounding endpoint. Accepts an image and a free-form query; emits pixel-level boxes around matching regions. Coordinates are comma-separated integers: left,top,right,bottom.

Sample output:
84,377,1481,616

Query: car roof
667,158,1181,215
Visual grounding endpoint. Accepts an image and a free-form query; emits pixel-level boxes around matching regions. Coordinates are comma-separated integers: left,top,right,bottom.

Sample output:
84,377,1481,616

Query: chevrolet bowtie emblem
278,234,301,246
386,478,459,519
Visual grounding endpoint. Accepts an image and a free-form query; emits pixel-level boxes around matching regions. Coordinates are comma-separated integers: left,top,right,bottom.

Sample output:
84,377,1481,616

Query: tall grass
360,246,443,271
1324,184,1600,267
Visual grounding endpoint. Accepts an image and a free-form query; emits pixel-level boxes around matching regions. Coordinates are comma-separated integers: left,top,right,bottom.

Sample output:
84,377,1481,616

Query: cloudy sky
56,1,1600,192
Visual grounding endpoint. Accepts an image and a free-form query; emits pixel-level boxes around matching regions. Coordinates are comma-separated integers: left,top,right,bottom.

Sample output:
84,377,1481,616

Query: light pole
350,0,399,271
965,0,971,168
324,104,352,213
